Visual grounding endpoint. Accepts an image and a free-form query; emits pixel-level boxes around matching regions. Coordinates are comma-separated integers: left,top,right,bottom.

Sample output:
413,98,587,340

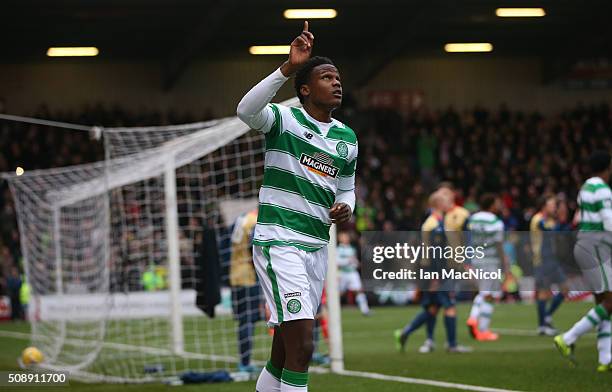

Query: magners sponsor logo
300,153,339,178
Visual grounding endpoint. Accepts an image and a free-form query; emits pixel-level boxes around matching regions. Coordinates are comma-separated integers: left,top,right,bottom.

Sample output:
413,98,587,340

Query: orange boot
466,317,479,339
476,330,499,341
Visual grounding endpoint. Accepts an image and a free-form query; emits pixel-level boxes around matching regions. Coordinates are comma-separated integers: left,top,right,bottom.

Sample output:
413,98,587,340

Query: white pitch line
344,328,590,339
492,328,596,338
0,329,329,374
2,329,524,391
0,330,30,339
339,369,525,392
343,328,538,339
492,328,539,337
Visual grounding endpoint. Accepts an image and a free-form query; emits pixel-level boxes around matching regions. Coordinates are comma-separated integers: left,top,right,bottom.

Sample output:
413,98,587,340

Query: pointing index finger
303,20,309,32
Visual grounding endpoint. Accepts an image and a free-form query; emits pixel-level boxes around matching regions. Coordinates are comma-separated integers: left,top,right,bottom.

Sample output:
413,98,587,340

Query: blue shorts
421,291,455,309
231,285,262,324
534,260,567,290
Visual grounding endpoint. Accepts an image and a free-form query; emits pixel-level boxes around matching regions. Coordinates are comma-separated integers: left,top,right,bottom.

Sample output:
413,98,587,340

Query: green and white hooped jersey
467,211,505,263
337,244,358,273
253,104,358,251
578,177,612,232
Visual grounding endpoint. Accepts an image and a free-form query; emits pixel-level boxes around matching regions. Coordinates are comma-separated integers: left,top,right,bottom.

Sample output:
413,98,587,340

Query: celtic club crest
336,141,348,158
287,299,302,314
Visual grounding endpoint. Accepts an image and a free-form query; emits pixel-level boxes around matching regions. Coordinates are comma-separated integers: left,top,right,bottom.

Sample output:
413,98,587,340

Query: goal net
5,98,340,383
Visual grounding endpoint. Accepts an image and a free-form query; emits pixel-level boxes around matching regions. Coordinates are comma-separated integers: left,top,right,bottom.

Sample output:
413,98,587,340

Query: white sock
356,292,370,314
563,305,609,345
256,362,281,392
469,293,483,320
478,301,494,331
597,320,611,365
280,369,308,391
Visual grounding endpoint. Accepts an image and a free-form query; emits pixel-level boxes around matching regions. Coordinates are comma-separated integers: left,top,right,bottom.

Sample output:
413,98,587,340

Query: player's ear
300,84,310,100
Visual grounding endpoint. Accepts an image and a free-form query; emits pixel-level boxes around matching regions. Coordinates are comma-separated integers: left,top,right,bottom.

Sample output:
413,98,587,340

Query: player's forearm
529,232,541,257
280,61,300,77
496,243,510,272
236,67,289,130
335,189,355,212
532,247,541,264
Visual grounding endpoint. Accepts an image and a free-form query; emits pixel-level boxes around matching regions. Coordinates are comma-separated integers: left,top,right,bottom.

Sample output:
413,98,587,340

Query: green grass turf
0,301,609,391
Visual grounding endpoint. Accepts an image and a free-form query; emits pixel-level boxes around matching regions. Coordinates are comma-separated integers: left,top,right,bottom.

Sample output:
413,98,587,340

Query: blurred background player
141,263,165,291
311,291,330,366
501,236,524,303
530,194,568,336
395,190,471,354
438,182,472,341
6,267,23,321
554,150,612,372
466,193,510,341
230,208,262,374
337,231,370,316
437,182,470,235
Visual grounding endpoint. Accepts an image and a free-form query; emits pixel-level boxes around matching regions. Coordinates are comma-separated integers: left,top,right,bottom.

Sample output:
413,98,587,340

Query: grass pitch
0,301,608,391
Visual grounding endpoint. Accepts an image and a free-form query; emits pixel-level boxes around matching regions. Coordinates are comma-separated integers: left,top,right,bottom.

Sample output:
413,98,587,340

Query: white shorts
472,260,502,297
253,245,327,326
574,233,612,294
339,270,363,293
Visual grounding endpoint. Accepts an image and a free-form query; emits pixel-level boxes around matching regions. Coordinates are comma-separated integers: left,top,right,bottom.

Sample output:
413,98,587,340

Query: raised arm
236,21,314,132
236,69,288,132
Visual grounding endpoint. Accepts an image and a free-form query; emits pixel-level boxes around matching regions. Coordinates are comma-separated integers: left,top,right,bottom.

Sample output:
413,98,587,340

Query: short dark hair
294,56,335,104
589,150,611,174
436,181,455,191
537,193,555,211
479,193,497,211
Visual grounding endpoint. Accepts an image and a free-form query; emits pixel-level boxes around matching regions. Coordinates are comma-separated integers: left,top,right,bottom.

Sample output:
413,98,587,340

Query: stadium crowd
336,101,611,233
0,101,611,304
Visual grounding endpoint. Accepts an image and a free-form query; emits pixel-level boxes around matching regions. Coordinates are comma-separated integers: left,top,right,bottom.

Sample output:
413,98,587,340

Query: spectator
6,266,22,320
19,275,30,320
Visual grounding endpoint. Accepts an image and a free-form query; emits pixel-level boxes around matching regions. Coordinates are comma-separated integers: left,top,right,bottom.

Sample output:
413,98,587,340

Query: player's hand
329,202,351,224
280,21,314,76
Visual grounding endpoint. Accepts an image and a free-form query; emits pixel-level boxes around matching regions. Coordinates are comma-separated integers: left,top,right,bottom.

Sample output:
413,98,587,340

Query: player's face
306,64,342,110
438,193,453,212
439,188,455,205
492,198,502,214
544,198,557,216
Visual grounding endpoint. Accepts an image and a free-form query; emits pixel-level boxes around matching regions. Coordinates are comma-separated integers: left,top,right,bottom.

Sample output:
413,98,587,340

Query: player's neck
303,103,332,123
